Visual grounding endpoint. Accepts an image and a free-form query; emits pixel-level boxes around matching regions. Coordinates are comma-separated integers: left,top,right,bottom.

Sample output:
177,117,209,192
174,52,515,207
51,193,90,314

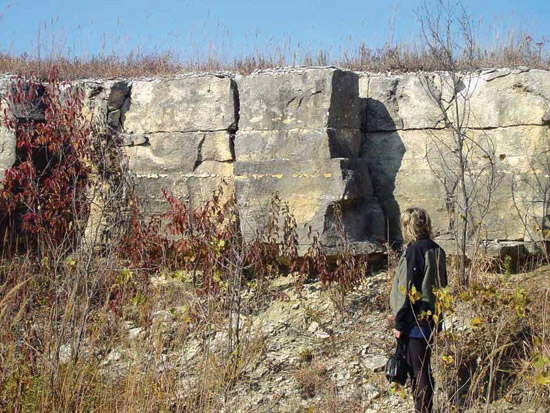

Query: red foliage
118,188,367,296
0,70,92,253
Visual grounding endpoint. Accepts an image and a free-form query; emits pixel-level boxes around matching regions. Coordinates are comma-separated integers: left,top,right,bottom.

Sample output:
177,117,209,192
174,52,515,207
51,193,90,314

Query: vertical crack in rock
119,85,132,131
230,79,240,134
229,133,236,162
230,78,240,162
106,81,131,131
193,133,206,171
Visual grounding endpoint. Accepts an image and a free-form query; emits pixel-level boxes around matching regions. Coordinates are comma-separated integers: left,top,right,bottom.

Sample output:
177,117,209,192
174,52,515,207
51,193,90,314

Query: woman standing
390,208,447,413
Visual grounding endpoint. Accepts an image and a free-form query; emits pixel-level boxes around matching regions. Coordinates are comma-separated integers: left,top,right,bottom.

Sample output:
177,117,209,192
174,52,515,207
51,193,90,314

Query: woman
390,207,447,413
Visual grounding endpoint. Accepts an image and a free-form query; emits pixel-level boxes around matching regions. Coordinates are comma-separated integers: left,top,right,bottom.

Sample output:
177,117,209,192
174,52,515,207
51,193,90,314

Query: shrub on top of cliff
0,69,93,256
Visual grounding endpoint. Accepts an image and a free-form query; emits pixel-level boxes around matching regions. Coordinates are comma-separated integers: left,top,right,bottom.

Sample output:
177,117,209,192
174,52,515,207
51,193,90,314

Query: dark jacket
389,238,447,337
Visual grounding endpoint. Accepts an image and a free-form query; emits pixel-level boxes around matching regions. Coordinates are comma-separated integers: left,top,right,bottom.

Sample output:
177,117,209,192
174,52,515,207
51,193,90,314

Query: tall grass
0,5,549,79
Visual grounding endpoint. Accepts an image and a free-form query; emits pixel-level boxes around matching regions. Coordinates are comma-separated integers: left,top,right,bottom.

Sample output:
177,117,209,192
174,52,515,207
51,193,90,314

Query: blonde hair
400,207,433,244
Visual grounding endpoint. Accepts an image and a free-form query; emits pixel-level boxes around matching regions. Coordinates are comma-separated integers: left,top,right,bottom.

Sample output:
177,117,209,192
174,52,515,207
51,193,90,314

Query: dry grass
1,243,549,411
0,5,549,80
1,41,548,80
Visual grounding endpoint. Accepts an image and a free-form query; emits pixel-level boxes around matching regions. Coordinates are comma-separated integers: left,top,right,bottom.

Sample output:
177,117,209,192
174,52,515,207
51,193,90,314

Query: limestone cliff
1,67,548,257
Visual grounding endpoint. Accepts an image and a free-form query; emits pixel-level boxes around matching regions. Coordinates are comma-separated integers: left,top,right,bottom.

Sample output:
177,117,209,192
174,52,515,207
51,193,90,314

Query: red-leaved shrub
0,70,92,255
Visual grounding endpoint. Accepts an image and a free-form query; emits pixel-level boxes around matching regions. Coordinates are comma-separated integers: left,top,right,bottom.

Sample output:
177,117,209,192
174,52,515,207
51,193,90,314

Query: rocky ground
91,267,550,412
95,271,421,412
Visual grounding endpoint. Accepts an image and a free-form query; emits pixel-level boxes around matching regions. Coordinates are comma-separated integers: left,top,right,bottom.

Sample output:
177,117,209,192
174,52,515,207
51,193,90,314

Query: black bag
385,338,409,385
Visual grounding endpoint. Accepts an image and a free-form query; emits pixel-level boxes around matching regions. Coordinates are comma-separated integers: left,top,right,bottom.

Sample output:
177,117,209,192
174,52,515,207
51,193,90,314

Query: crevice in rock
137,129,233,135
118,85,132,130
229,133,236,161
365,122,550,134
120,133,149,147
193,133,206,171
230,79,239,134
106,81,131,132
240,126,361,133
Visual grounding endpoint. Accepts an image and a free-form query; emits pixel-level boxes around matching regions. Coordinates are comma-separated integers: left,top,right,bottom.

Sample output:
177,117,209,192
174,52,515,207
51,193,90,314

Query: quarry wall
1,67,549,257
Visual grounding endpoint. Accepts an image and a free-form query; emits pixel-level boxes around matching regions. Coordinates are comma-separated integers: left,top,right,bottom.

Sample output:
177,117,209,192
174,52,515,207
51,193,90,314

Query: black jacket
389,238,447,337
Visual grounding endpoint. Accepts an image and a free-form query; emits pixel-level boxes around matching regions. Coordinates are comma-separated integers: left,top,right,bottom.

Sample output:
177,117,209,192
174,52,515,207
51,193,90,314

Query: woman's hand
392,328,401,339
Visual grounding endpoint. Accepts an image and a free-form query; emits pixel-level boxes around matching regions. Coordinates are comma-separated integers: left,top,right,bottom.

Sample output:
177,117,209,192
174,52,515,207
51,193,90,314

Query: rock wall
361,69,550,255
1,68,549,256
234,69,384,254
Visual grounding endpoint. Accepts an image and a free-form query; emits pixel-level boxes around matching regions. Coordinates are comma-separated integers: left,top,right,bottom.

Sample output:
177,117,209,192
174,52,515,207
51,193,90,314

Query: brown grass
0,8,548,80
1,41,548,80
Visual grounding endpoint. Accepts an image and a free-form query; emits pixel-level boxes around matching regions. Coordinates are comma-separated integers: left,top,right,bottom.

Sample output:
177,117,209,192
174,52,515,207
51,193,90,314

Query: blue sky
0,0,549,61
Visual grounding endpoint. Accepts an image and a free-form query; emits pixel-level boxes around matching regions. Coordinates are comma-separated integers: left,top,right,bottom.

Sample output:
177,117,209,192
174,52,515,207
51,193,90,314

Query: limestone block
362,125,550,242
466,69,550,128
235,68,380,250
359,73,446,132
234,159,381,246
124,76,237,134
238,68,360,131
235,128,360,161
125,131,232,175
360,70,550,132
469,126,550,172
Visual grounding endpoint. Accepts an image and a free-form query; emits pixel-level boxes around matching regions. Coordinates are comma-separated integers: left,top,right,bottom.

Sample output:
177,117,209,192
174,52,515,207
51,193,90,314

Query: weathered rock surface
1,68,549,256
117,75,238,212
361,69,550,132
358,69,550,247
123,76,237,134
238,68,360,131
132,161,234,213
468,69,550,129
125,131,233,174
235,68,384,252
360,74,444,132
235,159,384,249
235,128,361,161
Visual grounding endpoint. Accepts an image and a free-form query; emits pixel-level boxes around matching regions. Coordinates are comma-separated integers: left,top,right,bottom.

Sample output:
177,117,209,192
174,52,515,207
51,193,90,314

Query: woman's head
400,207,432,244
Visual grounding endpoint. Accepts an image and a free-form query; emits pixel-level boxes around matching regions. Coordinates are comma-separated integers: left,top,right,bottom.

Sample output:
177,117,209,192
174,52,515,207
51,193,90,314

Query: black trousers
407,338,434,413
